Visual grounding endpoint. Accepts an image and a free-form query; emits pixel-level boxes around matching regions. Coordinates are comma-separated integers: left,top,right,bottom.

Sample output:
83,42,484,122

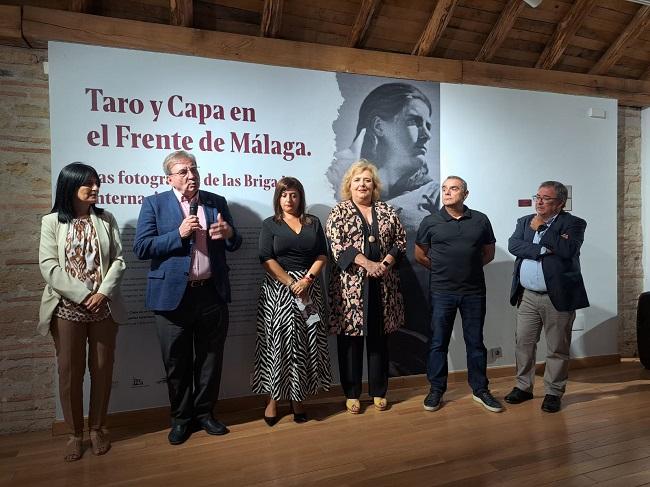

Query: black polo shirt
416,205,495,295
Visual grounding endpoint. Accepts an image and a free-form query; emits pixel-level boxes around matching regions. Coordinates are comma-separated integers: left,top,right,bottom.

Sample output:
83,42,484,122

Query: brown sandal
346,399,361,414
90,429,111,456
64,435,83,462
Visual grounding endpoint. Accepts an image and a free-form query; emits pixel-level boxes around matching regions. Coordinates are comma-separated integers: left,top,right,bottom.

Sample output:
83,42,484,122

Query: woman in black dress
252,177,331,425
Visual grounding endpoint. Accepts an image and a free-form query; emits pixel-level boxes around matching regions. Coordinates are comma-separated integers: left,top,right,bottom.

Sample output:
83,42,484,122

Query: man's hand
529,215,546,231
179,215,201,239
209,213,233,240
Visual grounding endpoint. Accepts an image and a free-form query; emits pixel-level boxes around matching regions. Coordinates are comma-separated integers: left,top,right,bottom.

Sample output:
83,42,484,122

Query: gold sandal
90,429,111,456
64,435,83,462
373,397,388,411
346,399,361,414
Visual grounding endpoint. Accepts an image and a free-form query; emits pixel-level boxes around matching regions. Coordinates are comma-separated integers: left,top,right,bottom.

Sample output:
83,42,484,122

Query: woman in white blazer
39,162,126,462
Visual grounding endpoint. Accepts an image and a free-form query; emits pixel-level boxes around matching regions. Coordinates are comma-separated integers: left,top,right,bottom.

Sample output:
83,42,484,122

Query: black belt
525,288,547,295
188,279,211,288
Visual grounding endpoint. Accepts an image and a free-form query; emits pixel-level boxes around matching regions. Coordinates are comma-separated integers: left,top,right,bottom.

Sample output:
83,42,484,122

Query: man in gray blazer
505,181,589,413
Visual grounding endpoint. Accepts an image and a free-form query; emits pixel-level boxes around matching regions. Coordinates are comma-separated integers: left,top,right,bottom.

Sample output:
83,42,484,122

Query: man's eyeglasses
170,166,199,177
532,195,557,203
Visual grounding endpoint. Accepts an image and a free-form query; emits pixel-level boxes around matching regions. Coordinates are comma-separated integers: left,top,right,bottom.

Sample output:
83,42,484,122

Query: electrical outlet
487,347,503,364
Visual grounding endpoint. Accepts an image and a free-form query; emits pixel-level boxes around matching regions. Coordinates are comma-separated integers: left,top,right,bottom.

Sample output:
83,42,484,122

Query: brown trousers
51,316,118,435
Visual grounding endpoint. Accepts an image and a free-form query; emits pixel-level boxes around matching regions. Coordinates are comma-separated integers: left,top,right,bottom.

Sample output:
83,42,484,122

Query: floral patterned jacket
326,200,406,336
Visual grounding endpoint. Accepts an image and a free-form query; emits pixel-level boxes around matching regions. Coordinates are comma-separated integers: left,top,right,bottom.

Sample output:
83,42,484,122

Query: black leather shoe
290,400,308,424
541,394,561,413
264,415,279,427
504,387,534,404
168,424,192,445
197,417,229,435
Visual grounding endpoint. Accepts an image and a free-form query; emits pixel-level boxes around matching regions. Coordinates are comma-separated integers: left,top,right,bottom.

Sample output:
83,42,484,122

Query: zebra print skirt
252,270,332,401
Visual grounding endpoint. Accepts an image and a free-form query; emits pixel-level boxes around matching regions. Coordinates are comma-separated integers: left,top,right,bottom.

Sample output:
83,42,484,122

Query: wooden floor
3,360,650,486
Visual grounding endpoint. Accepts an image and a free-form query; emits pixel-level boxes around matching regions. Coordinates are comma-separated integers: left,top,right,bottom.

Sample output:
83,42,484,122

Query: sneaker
423,390,443,411
473,390,504,413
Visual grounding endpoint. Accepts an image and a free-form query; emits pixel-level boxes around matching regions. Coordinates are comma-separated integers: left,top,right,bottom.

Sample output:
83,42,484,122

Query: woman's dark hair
356,82,432,161
51,162,104,223
272,177,311,224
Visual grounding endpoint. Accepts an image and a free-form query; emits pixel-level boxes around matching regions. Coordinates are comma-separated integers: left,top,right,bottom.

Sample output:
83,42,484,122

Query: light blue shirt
519,215,558,292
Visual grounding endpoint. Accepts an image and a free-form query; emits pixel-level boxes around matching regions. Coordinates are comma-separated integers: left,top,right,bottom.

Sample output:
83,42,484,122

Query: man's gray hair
539,180,568,205
163,150,197,175
444,175,468,193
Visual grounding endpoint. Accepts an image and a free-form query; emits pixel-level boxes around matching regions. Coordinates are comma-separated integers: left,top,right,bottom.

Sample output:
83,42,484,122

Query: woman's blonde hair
339,159,382,202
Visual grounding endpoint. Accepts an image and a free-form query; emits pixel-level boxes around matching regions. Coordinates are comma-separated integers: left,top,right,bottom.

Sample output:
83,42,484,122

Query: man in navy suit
134,150,242,444
504,181,588,413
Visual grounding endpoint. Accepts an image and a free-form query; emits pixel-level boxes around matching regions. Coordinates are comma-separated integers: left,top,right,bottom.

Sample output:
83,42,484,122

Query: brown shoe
90,429,111,455
64,435,83,462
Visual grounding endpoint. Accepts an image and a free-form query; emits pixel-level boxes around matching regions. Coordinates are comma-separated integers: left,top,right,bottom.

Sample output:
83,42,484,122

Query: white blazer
38,209,127,335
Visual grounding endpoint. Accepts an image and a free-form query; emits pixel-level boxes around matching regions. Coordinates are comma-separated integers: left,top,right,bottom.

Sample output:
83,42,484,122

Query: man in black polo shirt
415,175,503,413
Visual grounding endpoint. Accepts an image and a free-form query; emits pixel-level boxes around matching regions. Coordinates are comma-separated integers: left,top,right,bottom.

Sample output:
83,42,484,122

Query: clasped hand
364,260,386,278
82,293,108,313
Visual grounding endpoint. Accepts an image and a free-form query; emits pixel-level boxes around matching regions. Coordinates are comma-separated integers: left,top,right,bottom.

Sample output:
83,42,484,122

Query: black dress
252,215,332,400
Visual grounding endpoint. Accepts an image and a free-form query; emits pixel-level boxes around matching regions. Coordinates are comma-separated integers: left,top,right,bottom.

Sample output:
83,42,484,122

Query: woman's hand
83,293,108,313
364,261,386,279
290,278,311,299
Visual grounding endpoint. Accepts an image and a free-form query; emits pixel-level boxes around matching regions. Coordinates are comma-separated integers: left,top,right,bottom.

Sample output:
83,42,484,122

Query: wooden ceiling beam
475,0,525,63
589,5,650,76
70,0,93,14
170,0,193,28
260,0,283,38
412,0,459,57
0,5,26,47
347,0,381,48
535,0,596,70
18,6,650,107
641,64,650,81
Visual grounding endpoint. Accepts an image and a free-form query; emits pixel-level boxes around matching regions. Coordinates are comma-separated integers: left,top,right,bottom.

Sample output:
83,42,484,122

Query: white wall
440,84,618,373
641,108,650,291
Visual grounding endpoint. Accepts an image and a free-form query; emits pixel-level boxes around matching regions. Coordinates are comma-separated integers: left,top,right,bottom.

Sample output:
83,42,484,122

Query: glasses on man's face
532,195,557,203
170,166,199,177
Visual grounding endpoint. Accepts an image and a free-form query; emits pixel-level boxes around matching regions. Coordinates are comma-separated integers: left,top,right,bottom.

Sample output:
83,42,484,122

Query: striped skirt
252,270,332,401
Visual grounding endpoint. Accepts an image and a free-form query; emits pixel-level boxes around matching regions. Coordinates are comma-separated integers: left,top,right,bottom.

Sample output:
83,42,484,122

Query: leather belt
526,288,547,295
188,279,211,288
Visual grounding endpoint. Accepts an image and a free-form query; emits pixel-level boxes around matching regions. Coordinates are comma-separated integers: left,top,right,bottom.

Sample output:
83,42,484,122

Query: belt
525,288,547,295
188,279,211,288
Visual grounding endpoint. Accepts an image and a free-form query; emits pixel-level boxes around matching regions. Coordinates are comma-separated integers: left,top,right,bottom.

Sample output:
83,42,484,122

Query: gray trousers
515,289,575,397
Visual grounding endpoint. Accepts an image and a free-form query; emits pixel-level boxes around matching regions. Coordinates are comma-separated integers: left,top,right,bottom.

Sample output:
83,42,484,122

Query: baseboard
51,353,620,436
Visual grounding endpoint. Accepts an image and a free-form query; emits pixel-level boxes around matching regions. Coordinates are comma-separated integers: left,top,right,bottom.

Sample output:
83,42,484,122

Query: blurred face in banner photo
167,157,200,199
372,97,432,178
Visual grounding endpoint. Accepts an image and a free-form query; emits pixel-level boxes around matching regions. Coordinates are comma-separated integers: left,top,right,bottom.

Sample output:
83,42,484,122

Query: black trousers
337,281,388,399
155,285,228,426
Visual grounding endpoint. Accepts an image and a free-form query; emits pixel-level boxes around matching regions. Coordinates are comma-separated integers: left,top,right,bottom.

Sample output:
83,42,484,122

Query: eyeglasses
532,195,557,203
169,166,199,177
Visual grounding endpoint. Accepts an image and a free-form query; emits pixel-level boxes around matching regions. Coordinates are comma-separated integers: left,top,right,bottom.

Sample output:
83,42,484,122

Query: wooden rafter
170,0,193,27
589,6,650,76
535,0,596,70
475,0,524,63
412,0,459,57
19,6,650,107
347,0,381,48
260,0,283,38
70,0,93,14
641,64,650,81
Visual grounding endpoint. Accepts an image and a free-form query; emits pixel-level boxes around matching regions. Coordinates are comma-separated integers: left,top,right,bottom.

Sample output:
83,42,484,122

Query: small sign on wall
565,185,572,211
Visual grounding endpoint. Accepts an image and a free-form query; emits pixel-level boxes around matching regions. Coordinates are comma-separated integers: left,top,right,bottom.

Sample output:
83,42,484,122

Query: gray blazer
38,209,127,335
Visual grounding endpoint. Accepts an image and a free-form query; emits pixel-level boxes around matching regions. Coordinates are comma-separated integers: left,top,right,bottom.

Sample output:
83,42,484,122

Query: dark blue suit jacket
508,211,589,312
133,189,242,311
